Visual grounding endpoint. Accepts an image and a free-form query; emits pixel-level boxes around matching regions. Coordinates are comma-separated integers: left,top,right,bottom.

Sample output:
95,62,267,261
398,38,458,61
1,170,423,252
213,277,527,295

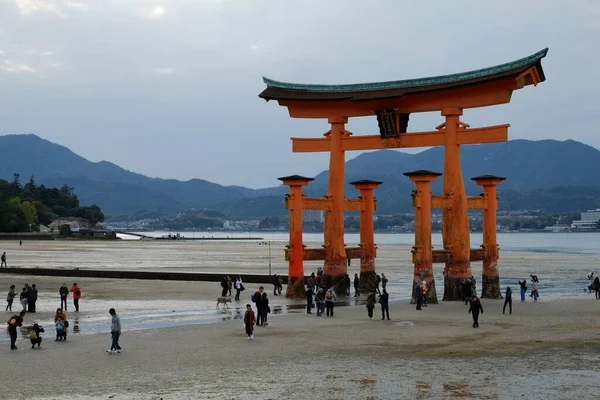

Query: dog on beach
216,296,232,308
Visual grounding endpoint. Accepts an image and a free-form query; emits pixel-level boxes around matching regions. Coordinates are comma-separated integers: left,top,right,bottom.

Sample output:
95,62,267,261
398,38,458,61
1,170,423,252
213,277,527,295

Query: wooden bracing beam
286,197,363,211
292,124,509,153
431,195,486,210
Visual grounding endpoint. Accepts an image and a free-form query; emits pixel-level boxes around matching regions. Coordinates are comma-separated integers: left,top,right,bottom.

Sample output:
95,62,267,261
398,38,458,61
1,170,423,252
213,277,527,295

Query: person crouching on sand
244,304,255,340
366,291,376,319
29,323,44,349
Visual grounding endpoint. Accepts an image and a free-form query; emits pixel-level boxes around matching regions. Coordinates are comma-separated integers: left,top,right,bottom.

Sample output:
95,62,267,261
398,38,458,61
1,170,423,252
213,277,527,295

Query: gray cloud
0,0,598,188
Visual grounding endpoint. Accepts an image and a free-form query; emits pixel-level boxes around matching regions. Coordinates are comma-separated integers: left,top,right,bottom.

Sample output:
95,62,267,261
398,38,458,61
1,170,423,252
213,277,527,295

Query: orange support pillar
404,170,441,304
441,108,472,301
472,175,506,299
278,175,313,298
323,117,348,292
350,179,382,293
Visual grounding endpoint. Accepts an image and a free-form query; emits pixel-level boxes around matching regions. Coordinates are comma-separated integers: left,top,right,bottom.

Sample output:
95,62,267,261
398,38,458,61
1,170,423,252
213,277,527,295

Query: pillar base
286,276,305,299
358,270,377,294
442,276,466,301
410,279,439,304
481,274,502,299
322,263,346,295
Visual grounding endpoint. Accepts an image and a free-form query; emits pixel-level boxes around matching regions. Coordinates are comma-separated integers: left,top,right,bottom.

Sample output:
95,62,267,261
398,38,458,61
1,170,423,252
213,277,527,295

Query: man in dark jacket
468,296,483,328
353,274,360,297
416,282,423,311
7,310,25,350
380,289,390,320
503,286,512,314
305,286,314,314
28,284,38,313
59,283,69,311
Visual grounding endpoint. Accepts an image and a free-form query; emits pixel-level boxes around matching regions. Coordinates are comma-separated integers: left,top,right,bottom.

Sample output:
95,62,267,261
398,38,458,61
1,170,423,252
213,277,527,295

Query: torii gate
260,48,548,299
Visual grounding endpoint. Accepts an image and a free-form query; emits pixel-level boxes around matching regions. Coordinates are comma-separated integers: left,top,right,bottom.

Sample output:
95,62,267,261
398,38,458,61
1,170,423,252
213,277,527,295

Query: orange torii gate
260,48,548,299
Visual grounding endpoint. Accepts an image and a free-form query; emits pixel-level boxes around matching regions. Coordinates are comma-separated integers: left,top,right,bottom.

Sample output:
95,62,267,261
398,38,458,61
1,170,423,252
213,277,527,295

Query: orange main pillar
323,117,348,292
350,179,382,293
404,170,441,304
472,175,506,299
278,175,313,298
441,108,472,301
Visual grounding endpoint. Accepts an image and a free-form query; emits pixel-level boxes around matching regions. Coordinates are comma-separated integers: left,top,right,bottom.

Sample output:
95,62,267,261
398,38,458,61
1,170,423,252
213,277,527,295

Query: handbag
240,284,245,291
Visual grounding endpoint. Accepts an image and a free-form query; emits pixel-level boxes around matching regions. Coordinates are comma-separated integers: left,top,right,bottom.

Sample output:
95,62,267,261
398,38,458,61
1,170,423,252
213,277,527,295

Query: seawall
0,267,289,284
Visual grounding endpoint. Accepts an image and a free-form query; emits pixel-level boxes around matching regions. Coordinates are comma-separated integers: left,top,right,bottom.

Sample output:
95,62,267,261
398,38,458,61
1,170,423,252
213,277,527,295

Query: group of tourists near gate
239,271,548,339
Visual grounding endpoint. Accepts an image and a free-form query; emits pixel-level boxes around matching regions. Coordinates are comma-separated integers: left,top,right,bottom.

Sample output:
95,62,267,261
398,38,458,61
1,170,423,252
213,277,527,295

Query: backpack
29,330,37,340
251,292,259,303
326,291,333,300
75,289,81,296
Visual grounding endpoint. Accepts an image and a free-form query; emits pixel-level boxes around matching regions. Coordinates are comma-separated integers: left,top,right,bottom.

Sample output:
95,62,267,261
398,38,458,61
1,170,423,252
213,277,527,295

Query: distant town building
303,210,324,223
571,209,600,231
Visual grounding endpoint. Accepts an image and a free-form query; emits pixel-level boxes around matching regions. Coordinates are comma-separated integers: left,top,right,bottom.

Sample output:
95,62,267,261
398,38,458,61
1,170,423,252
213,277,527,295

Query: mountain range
1,134,600,218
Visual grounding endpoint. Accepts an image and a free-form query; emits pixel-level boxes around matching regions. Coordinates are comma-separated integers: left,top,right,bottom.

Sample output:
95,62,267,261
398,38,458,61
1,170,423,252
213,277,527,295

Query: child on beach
366,291,376,319
325,288,337,317
29,323,45,349
243,304,255,340
55,319,64,341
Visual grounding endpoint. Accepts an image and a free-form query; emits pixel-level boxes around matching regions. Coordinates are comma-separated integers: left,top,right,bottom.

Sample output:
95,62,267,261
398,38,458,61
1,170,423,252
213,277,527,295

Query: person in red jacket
70,283,82,312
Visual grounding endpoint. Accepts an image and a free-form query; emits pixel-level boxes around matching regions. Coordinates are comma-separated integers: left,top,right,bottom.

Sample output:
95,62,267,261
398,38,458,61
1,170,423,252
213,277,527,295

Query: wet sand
1,239,600,398
1,296,600,399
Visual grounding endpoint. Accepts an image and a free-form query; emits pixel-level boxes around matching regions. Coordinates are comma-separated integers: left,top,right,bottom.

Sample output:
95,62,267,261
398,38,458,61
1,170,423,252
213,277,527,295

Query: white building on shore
571,209,600,231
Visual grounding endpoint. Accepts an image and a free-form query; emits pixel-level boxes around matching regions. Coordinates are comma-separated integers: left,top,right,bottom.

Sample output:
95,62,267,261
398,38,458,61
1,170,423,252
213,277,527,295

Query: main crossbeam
292,124,509,153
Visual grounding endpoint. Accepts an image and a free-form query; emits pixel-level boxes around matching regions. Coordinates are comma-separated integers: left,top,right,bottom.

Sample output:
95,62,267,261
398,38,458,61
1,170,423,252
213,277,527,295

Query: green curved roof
260,48,547,100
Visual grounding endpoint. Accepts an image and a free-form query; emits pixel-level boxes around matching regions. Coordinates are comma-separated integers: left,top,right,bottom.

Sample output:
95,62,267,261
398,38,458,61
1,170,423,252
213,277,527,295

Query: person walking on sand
28,284,38,313
29,322,45,349
325,288,337,317
244,304,255,340
272,274,280,296
59,283,69,311
6,285,16,312
1,252,7,267
315,287,325,317
503,286,512,315
594,276,600,300
380,289,390,320
461,279,472,305
375,274,381,295
306,285,314,314
531,280,539,302
70,283,81,312
19,287,28,312
234,277,244,301
107,308,122,354
415,282,423,311
259,292,270,326
366,291,376,319
306,273,315,293
343,274,351,296
227,276,233,297
354,274,360,297
468,296,483,328
381,273,388,291
518,279,527,302
252,286,264,326
6,310,25,350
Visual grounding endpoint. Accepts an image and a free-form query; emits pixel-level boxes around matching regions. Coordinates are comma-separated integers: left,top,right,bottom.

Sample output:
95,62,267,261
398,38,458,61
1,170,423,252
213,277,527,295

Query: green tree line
0,174,104,232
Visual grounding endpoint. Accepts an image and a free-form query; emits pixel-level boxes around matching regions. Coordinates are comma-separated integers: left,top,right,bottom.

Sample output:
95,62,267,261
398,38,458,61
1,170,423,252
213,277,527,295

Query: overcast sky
0,0,598,188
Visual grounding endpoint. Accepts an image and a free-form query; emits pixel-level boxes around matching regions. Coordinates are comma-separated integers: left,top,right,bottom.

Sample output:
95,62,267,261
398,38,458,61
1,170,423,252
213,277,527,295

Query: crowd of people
4,281,124,353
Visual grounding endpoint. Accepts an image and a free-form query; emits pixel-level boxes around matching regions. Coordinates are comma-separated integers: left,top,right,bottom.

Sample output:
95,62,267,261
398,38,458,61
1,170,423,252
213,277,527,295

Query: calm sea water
127,231,600,254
